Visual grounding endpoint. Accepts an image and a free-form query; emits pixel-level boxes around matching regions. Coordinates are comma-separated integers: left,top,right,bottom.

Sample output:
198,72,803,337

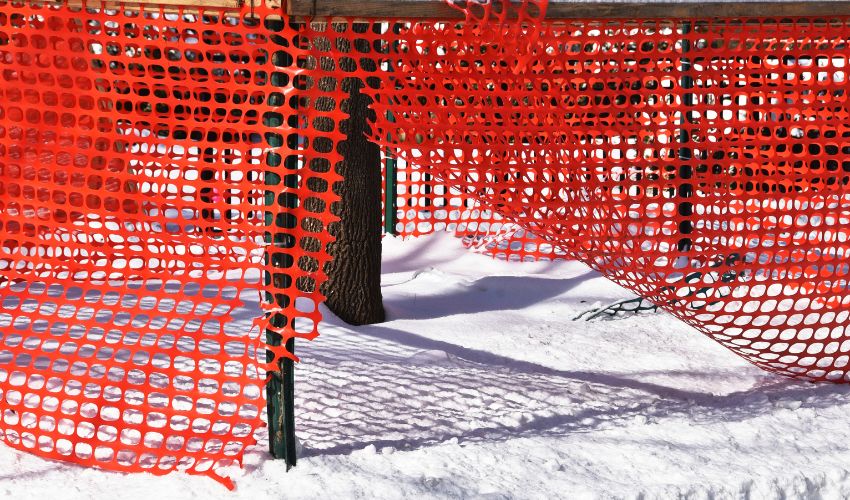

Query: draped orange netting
0,0,345,487
368,0,850,381
390,161,567,260
4,0,850,488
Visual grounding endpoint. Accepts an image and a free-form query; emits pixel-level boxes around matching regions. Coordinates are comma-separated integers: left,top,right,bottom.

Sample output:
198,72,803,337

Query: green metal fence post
382,22,398,236
264,18,298,469
384,111,397,235
677,21,694,253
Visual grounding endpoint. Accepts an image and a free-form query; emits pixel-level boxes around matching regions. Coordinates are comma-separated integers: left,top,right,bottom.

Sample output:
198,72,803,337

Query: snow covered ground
4,232,850,499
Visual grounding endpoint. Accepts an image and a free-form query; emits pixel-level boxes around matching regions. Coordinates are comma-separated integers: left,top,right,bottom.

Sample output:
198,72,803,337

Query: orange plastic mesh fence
0,1,347,487
389,156,569,260
368,1,850,381
5,0,850,487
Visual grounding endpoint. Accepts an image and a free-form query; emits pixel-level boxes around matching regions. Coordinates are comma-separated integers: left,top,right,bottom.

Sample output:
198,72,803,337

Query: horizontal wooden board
289,0,850,19
48,0,242,10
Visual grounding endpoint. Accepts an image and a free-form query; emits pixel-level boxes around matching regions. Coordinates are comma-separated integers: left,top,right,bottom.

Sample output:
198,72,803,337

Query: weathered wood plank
289,0,850,19
46,0,243,11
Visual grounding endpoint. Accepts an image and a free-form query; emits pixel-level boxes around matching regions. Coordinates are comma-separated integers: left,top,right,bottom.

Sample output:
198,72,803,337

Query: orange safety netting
389,158,569,260
368,1,850,380
0,1,344,487
4,0,850,488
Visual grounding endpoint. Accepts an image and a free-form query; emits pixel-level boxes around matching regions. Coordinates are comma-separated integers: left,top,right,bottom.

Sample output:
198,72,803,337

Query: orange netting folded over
0,1,346,486
369,1,850,380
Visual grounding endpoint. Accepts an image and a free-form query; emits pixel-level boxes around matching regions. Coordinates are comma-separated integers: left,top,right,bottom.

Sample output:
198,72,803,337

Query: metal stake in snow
265,20,298,467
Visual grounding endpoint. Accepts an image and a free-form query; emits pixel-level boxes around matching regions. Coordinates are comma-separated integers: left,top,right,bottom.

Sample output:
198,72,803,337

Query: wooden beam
116,0,239,7
289,0,850,19
45,0,243,10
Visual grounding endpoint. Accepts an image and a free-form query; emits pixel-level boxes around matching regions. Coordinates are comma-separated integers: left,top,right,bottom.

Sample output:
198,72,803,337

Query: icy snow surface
3,232,850,499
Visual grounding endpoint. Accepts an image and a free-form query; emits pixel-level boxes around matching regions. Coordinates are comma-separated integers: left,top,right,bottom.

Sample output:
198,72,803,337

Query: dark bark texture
316,24,385,325
323,87,384,322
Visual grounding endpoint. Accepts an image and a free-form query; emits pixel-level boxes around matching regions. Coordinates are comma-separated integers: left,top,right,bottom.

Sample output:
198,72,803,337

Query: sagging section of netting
367,1,850,381
4,0,850,487
0,1,343,487
388,155,564,261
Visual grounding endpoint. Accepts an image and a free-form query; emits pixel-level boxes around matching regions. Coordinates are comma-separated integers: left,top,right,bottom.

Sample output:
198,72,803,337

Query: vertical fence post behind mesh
264,17,298,467
677,20,694,253
381,21,398,236
384,110,398,235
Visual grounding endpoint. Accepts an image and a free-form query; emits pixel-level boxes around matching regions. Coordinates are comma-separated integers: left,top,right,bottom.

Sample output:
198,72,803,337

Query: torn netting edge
0,1,342,487
367,0,850,381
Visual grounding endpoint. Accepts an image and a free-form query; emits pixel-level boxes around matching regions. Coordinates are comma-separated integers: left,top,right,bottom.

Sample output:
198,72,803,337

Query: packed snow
3,232,850,499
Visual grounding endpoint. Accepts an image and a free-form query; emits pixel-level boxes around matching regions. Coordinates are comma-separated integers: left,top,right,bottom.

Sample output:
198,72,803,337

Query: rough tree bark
319,24,385,325
322,76,385,325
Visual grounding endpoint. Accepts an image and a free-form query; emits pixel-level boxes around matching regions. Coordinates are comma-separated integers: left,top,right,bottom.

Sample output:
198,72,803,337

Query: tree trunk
322,73,385,325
